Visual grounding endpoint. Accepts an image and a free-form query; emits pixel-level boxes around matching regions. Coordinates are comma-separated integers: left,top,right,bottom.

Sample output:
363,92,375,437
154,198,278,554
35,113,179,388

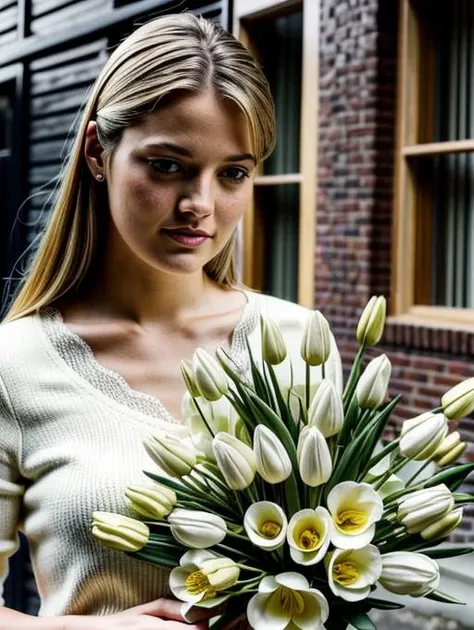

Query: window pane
254,184,299,302
413,153,474,308
248,11,302,175
432,0,474,142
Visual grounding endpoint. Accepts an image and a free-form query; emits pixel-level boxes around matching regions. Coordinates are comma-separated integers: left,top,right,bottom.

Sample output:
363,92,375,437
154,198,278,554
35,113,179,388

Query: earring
96,173,104,181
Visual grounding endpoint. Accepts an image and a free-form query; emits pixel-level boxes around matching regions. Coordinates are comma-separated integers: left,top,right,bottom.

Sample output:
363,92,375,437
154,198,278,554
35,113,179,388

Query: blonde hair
4,13,275,322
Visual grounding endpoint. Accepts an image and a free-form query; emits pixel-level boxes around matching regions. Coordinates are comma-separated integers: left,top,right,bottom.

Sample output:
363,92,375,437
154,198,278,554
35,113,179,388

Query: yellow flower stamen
185,571,217,600
336,509,368,532
298,528,320,550
260,520,282,539
279,586,305,614
333,561,360,586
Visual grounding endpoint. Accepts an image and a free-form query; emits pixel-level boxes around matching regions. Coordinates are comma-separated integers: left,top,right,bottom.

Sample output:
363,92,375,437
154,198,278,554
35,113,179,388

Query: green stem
226,530,250,542
193,397,216,439
405,458,433,487
235,563,266,573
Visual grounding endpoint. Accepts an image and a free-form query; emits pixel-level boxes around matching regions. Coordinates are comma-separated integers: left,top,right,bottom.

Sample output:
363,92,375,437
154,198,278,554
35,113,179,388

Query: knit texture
0,291,342,617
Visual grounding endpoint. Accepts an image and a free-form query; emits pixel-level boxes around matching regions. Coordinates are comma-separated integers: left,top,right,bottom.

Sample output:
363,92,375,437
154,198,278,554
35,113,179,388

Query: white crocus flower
193,348,229,401
327,545,382,602
244,502,287,551
253,425,292,484
170,549,237,607
379,551,440,596
441,377,474,420
287,507,331,566
212,432,256,490
91,512,149,552
327,481,383,549
399,412,448,461
308,379,344,437
356,354,391,409
297,426,332,487
168,509,227,549
397,484,454,534
247,572,329,630
144,431,197,478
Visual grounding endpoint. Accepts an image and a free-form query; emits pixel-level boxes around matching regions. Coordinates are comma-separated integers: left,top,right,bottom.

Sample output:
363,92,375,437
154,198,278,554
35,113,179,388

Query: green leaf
422,546,474,559
425,590,466,605
424,463,474,491
365,597,404,610
266,362,297,439
342,611,376,630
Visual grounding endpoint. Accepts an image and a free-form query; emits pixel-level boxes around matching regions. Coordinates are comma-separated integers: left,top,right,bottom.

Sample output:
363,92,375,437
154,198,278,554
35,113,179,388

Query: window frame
392,0,474,330
233,0,319,307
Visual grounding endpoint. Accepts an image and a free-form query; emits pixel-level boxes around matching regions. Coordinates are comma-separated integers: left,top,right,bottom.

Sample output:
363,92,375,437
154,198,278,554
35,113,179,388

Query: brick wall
317,0,474,540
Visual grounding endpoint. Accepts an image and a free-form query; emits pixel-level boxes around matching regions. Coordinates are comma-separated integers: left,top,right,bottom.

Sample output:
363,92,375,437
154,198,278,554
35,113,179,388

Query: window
233,0,318,306
393,0,474,328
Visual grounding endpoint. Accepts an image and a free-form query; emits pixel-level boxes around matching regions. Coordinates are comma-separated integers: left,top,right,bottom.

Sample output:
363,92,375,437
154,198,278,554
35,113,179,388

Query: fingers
121,598,186,621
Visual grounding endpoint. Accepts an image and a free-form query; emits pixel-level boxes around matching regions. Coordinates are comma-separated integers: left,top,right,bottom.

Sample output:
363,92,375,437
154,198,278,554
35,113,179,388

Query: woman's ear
84,120,106,180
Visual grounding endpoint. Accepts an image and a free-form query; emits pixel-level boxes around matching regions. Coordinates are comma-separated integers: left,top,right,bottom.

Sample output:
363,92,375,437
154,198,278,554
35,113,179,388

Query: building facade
1,0,473,624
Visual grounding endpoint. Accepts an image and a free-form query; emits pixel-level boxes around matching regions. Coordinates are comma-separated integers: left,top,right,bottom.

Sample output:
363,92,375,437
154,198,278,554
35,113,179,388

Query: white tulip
421,507,464,541
253,425,292,484
301,310,332,366
91,512,149,552
397,484,454,534
180,359,201,398
356,354,391,409
356,296,386,347
168,509,227,549
327,481,383,549
297,426,332,487
244,501,287,551
287,507,331,566
260,315,287,365
144,431,197,478
379,551,440,596
308,380,344,437
193,348,229,401
125,484,177,520
212,432,256,490
399,412,448,461
441,377,474,420
327,545,382,602
169,549,236,606
433,431,467,467
247,572,329,630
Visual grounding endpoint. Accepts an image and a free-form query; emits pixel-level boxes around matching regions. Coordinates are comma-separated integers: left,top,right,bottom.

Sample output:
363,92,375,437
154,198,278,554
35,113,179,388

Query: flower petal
247,592,290,630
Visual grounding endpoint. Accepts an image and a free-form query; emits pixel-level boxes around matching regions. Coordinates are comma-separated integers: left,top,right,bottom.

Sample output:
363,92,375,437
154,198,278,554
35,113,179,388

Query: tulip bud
397,484,454,534
441,377,474,420
399,412,448,461
91,512,149,552
200,557,240,590
379,552,440,597
356,296,386,347
168,508,227,548
301,310,331,366
125,485,177,520
433,431,467,467
297,426,332,487
253,425,292,484
308,380,344,437
436,442,467,467
180,359,201,398
356,354,391,409
260,315,287,365
193,348,229,401
421,507,463,541
212,432,256,490
144,432,197,478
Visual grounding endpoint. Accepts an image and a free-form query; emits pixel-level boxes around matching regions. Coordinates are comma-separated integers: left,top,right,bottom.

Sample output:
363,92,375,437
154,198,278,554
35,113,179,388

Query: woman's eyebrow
141,141,256,165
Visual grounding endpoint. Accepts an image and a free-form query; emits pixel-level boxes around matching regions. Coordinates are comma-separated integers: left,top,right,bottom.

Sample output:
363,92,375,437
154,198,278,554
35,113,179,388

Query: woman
0,12,342,629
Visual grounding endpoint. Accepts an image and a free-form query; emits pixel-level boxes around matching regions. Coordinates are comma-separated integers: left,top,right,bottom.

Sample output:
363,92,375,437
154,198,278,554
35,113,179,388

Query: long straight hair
4,13,275,323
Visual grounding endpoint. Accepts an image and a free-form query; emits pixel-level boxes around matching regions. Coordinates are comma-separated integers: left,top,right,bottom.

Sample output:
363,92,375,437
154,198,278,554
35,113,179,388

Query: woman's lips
163,230,210,247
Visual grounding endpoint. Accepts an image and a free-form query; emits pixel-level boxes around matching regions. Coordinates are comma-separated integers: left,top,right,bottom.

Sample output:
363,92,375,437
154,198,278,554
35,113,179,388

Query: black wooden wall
0,0,230,613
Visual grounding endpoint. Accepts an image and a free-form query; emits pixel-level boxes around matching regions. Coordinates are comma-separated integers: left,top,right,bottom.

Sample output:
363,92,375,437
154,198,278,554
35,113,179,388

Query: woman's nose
178,175,215,218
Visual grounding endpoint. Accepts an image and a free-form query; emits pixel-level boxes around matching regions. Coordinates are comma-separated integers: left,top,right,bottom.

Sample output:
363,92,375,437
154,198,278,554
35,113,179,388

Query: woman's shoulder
247,291,312,326
0,313,45,371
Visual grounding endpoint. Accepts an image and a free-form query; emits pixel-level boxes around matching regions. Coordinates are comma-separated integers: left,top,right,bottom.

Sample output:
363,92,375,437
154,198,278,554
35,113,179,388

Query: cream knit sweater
0,291,342,617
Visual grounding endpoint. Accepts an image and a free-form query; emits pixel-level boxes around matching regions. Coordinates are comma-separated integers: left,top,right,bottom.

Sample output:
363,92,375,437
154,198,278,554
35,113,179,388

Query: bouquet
91,296,474,629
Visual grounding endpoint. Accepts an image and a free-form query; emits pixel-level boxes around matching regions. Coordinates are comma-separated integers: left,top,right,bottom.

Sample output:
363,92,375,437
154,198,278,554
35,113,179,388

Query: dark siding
0,1,18,48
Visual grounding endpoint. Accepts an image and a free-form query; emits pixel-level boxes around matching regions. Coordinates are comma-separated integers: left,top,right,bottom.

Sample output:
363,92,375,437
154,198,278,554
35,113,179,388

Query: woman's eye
147,159,182,174
221,167,249,183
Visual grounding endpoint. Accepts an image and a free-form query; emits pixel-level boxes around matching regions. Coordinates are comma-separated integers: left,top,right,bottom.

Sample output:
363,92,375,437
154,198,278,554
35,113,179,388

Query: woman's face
99,90,256,277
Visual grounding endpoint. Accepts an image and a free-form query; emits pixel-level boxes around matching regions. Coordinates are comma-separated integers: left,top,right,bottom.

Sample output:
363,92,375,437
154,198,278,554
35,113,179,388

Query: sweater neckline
38,290,259,425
